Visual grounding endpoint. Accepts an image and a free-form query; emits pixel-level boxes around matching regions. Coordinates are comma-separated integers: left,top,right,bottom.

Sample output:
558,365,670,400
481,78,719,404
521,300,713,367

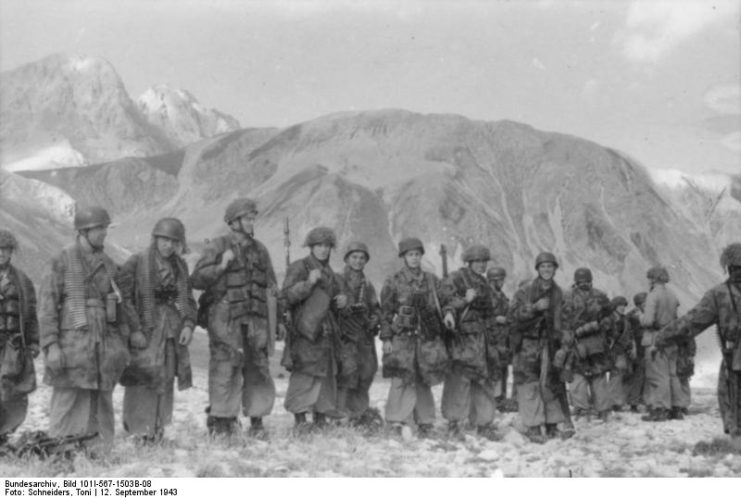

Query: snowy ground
1,332,739,478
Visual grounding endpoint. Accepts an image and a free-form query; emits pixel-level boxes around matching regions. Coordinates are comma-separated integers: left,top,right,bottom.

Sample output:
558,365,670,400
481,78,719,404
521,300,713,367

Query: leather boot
669,407,684,420
313,412,329,430
447,421,463,440
248,417,267,439
293,412,311,436
417,423,434,439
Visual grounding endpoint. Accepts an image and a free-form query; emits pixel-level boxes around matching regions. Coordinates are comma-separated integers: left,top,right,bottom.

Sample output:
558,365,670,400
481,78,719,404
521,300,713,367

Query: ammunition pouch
575,334,605,359
395,306,418,330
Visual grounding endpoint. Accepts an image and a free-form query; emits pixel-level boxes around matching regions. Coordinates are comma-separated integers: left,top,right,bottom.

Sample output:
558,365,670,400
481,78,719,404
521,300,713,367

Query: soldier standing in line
606,296,632,412
440,245,499,440
0,230,39,446
510,252,573,443
281,227,347,433
379,238,448,439
119,218,196,442
561,268,613,422
625,292,648,412
336,242,382,429
640,266,681,422
39,207,131,449
486,266,514,408
654,243,741,450
190,198,279,437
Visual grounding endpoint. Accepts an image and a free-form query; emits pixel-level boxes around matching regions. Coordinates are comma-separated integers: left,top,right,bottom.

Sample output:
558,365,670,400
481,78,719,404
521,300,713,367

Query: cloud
704,84,741,115
617,0,740,62
532,58,546,71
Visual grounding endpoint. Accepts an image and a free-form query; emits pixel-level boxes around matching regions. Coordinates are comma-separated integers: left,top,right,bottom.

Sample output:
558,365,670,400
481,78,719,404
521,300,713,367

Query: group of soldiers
1,196,740,454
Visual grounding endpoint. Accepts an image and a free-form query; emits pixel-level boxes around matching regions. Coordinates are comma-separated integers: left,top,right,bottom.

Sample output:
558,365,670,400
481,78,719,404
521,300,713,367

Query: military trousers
384,376,435,425
123,339,176,437
569,372,611,412
337,340,378,418
0,394,28,437
644,345,680,410
516,380,566,428
209,322,276,419
49,388,115,446
625,360,645,406
607,370,627,407
676,376,691,409
442,372,496,426
717,361,741,436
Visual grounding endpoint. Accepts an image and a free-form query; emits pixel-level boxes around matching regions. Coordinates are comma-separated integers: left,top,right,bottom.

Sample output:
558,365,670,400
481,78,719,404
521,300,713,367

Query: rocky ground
1,334,739,478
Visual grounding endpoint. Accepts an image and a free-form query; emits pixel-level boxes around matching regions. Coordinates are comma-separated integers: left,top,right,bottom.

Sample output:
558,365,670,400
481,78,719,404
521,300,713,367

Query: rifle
1,431,99,459
439,244,448,279
280,218,293,370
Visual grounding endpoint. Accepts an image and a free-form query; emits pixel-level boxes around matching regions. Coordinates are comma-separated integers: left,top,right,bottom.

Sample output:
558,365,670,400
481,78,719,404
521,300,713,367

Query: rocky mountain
0,54,238,172
137,84,240,149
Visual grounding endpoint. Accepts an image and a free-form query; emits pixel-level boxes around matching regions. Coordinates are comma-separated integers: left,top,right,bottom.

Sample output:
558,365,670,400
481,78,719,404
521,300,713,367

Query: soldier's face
729,265,741,282
404,250,422,269
489,276,505,290
469,260,487,275
231,215,255,236
537,262,556,280
312,243,332,261
85,226,107,249
576,280,592,291
346,251,367,271
0,247,12,266
156,236,177,258
616,305,627,315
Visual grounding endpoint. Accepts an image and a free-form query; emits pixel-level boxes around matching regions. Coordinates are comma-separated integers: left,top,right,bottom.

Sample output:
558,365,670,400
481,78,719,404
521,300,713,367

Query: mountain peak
137,84,241,148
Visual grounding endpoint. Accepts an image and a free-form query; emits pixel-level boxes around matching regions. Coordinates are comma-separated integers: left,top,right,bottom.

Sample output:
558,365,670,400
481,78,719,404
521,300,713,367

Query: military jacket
0,265,38,400
338,266,380,342
39,242,130,390
379,266,448,385
282,255,345,377
119,248,196,391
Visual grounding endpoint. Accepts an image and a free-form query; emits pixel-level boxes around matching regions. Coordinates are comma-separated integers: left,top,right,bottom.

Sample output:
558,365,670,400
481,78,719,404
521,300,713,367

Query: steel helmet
74,206,111,231
646,266,670,283
224,198,258,224
344,241,370,261
0,230,18,250
398,237,425,257
487,267,507,280
720,243,741,269
303,227,337,248
534,251,558,269
462,244,491,263
574,267,593,283
152,218,186,243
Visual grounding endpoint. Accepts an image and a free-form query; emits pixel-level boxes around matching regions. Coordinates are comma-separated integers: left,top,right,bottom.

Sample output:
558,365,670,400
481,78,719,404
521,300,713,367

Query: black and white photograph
0,0,740,482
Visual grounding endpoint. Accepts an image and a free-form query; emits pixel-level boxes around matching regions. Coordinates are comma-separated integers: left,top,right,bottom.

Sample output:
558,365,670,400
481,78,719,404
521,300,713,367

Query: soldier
560,268,613,422
625,292,648,412
510,252,573,442
654,243,741,450
191,198,279,437
39,207,131,448
0,230,39,446
119,218,196,442
607,296,632,412
486,266,513,406
440,245,499,440
380,238,448,439
336,242,382,428
281,227,347,432
639,266,680,421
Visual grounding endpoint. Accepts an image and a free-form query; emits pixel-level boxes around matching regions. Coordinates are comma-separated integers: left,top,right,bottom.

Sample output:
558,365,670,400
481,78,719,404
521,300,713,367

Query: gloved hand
45,343,64,372
179,326,193,346
444,312,456,331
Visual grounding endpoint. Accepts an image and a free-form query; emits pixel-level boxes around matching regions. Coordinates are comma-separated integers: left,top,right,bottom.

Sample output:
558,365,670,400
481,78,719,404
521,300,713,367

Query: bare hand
495,315,508,325
179,326,193,346
130,330,148,349
308,269,322,285
444,312,456,331
28,344,40,359
465,288,478,303
46,343,64,372
382,340,392,355
534,298,550,311
220,249,235,269
277,323,287,341
335,294,348,309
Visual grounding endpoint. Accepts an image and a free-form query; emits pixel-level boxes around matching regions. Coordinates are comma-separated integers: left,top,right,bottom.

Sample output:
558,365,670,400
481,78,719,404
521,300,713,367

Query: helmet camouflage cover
304,227,337,248
646,265,670,283
223,198,258,224
398,237,425,257
462,244,491,263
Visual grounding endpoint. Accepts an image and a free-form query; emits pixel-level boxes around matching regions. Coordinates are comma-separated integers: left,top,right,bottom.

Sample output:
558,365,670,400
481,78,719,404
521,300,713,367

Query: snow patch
648,167,731,193
69,56,97,72
3,143,87,172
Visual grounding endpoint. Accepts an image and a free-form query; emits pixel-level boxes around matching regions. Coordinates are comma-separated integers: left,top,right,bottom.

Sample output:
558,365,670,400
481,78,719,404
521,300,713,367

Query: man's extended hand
179,326,193,346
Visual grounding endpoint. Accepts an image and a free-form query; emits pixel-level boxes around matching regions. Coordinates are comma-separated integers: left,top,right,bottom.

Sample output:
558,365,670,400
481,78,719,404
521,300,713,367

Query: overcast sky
1,0,739,175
